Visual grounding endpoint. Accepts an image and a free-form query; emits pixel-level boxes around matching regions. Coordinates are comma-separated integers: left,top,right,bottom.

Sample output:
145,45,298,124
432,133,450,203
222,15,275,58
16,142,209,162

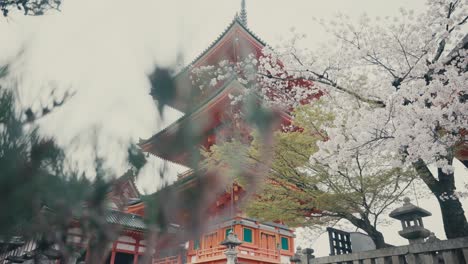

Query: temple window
204,232,218,248
225,228,233,238
280,237,289,250
193,239,200,250
243,228,253,243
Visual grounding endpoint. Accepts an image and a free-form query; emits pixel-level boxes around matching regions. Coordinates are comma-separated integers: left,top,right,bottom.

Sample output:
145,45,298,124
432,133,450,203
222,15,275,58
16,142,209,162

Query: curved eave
125,171,198,215
174,17,267,79
139,78,238,145
139,79,245,165
111,169,141,198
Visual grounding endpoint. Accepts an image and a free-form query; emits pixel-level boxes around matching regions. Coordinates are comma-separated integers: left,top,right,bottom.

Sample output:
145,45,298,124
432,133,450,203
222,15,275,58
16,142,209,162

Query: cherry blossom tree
256,0,468,238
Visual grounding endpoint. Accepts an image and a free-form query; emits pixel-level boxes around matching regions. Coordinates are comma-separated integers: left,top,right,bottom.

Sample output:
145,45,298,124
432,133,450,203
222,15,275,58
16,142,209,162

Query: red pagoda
129,3,298,264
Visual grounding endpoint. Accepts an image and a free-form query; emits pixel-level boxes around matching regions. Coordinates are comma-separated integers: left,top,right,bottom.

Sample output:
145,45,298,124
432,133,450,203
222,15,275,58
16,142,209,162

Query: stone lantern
220,231,242,264
389,197,432,244
301,248,315,264
290,246,302,264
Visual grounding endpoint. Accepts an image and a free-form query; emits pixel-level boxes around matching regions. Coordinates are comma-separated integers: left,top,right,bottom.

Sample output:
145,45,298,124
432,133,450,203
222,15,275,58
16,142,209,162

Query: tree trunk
414,159,468,238
436,192,468,238
364,227,387,249
345,214,387,249
435,166,468,238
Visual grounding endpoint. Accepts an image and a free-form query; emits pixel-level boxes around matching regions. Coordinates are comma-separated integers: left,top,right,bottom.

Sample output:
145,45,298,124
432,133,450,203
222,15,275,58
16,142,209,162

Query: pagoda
129,2,299,264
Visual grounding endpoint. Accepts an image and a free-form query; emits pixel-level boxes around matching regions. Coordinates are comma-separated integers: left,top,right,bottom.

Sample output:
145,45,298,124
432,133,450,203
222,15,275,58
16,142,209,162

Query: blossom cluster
262,0,467,178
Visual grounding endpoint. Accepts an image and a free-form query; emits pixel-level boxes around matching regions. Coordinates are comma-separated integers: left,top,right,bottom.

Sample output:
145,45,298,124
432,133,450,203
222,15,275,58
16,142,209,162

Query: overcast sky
1,0,467,257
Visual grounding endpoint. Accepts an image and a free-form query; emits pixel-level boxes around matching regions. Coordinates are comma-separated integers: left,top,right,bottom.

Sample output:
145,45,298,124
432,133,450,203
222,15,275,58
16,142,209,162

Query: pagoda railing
153,255,181,264
238,247,280,261
192,245,280,263
195,246,225,261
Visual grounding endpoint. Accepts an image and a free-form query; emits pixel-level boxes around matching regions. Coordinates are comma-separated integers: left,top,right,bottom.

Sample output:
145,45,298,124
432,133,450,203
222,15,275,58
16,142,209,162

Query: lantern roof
220,231,243,247
389,197,432,220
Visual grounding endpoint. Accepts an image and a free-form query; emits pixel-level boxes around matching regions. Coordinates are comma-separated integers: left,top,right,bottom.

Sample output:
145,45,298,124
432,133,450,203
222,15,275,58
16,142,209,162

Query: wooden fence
310,236,468,264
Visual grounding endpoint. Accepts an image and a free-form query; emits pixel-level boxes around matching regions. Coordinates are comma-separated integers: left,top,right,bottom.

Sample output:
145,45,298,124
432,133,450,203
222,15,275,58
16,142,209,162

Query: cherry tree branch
258,72,386,107
413,159,439,192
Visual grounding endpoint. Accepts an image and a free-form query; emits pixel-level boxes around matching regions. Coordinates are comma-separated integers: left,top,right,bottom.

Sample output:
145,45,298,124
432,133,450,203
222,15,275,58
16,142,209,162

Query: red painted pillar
110,242,116,264
134,239,140,264
85,246,90,263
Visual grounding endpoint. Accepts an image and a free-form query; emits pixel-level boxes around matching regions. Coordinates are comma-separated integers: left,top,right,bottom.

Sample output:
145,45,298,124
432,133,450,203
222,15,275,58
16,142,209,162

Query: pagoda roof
168,17,267,113
124,169,200,216
175,17,266,78
111,169,140,196
106,209,148,232
139,78,246,167
140,77,292,167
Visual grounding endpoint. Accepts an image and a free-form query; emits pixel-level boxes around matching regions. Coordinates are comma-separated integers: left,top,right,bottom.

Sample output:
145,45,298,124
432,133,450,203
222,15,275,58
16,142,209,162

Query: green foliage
0,82,142,261
0,91,60,233
203,139,251,186
245,105,326,226
127,144,147,174
243,93,276,135
0,88,109,239
149,67,176,115
0,76,142,264
0,65,7,79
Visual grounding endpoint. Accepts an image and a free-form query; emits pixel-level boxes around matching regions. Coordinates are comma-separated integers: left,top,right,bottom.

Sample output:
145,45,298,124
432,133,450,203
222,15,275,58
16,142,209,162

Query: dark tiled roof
106,210,147,231
127,198,142,206
241,217,291,231
106,210,181,234
0,236,25,246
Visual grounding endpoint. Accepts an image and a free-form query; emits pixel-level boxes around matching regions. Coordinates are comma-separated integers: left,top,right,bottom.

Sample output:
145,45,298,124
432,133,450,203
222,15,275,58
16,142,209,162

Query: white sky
1,0,467,257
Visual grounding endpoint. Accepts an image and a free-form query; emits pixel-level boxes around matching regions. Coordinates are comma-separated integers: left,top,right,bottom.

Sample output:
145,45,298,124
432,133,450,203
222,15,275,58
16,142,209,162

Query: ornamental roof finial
239,0,247,26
